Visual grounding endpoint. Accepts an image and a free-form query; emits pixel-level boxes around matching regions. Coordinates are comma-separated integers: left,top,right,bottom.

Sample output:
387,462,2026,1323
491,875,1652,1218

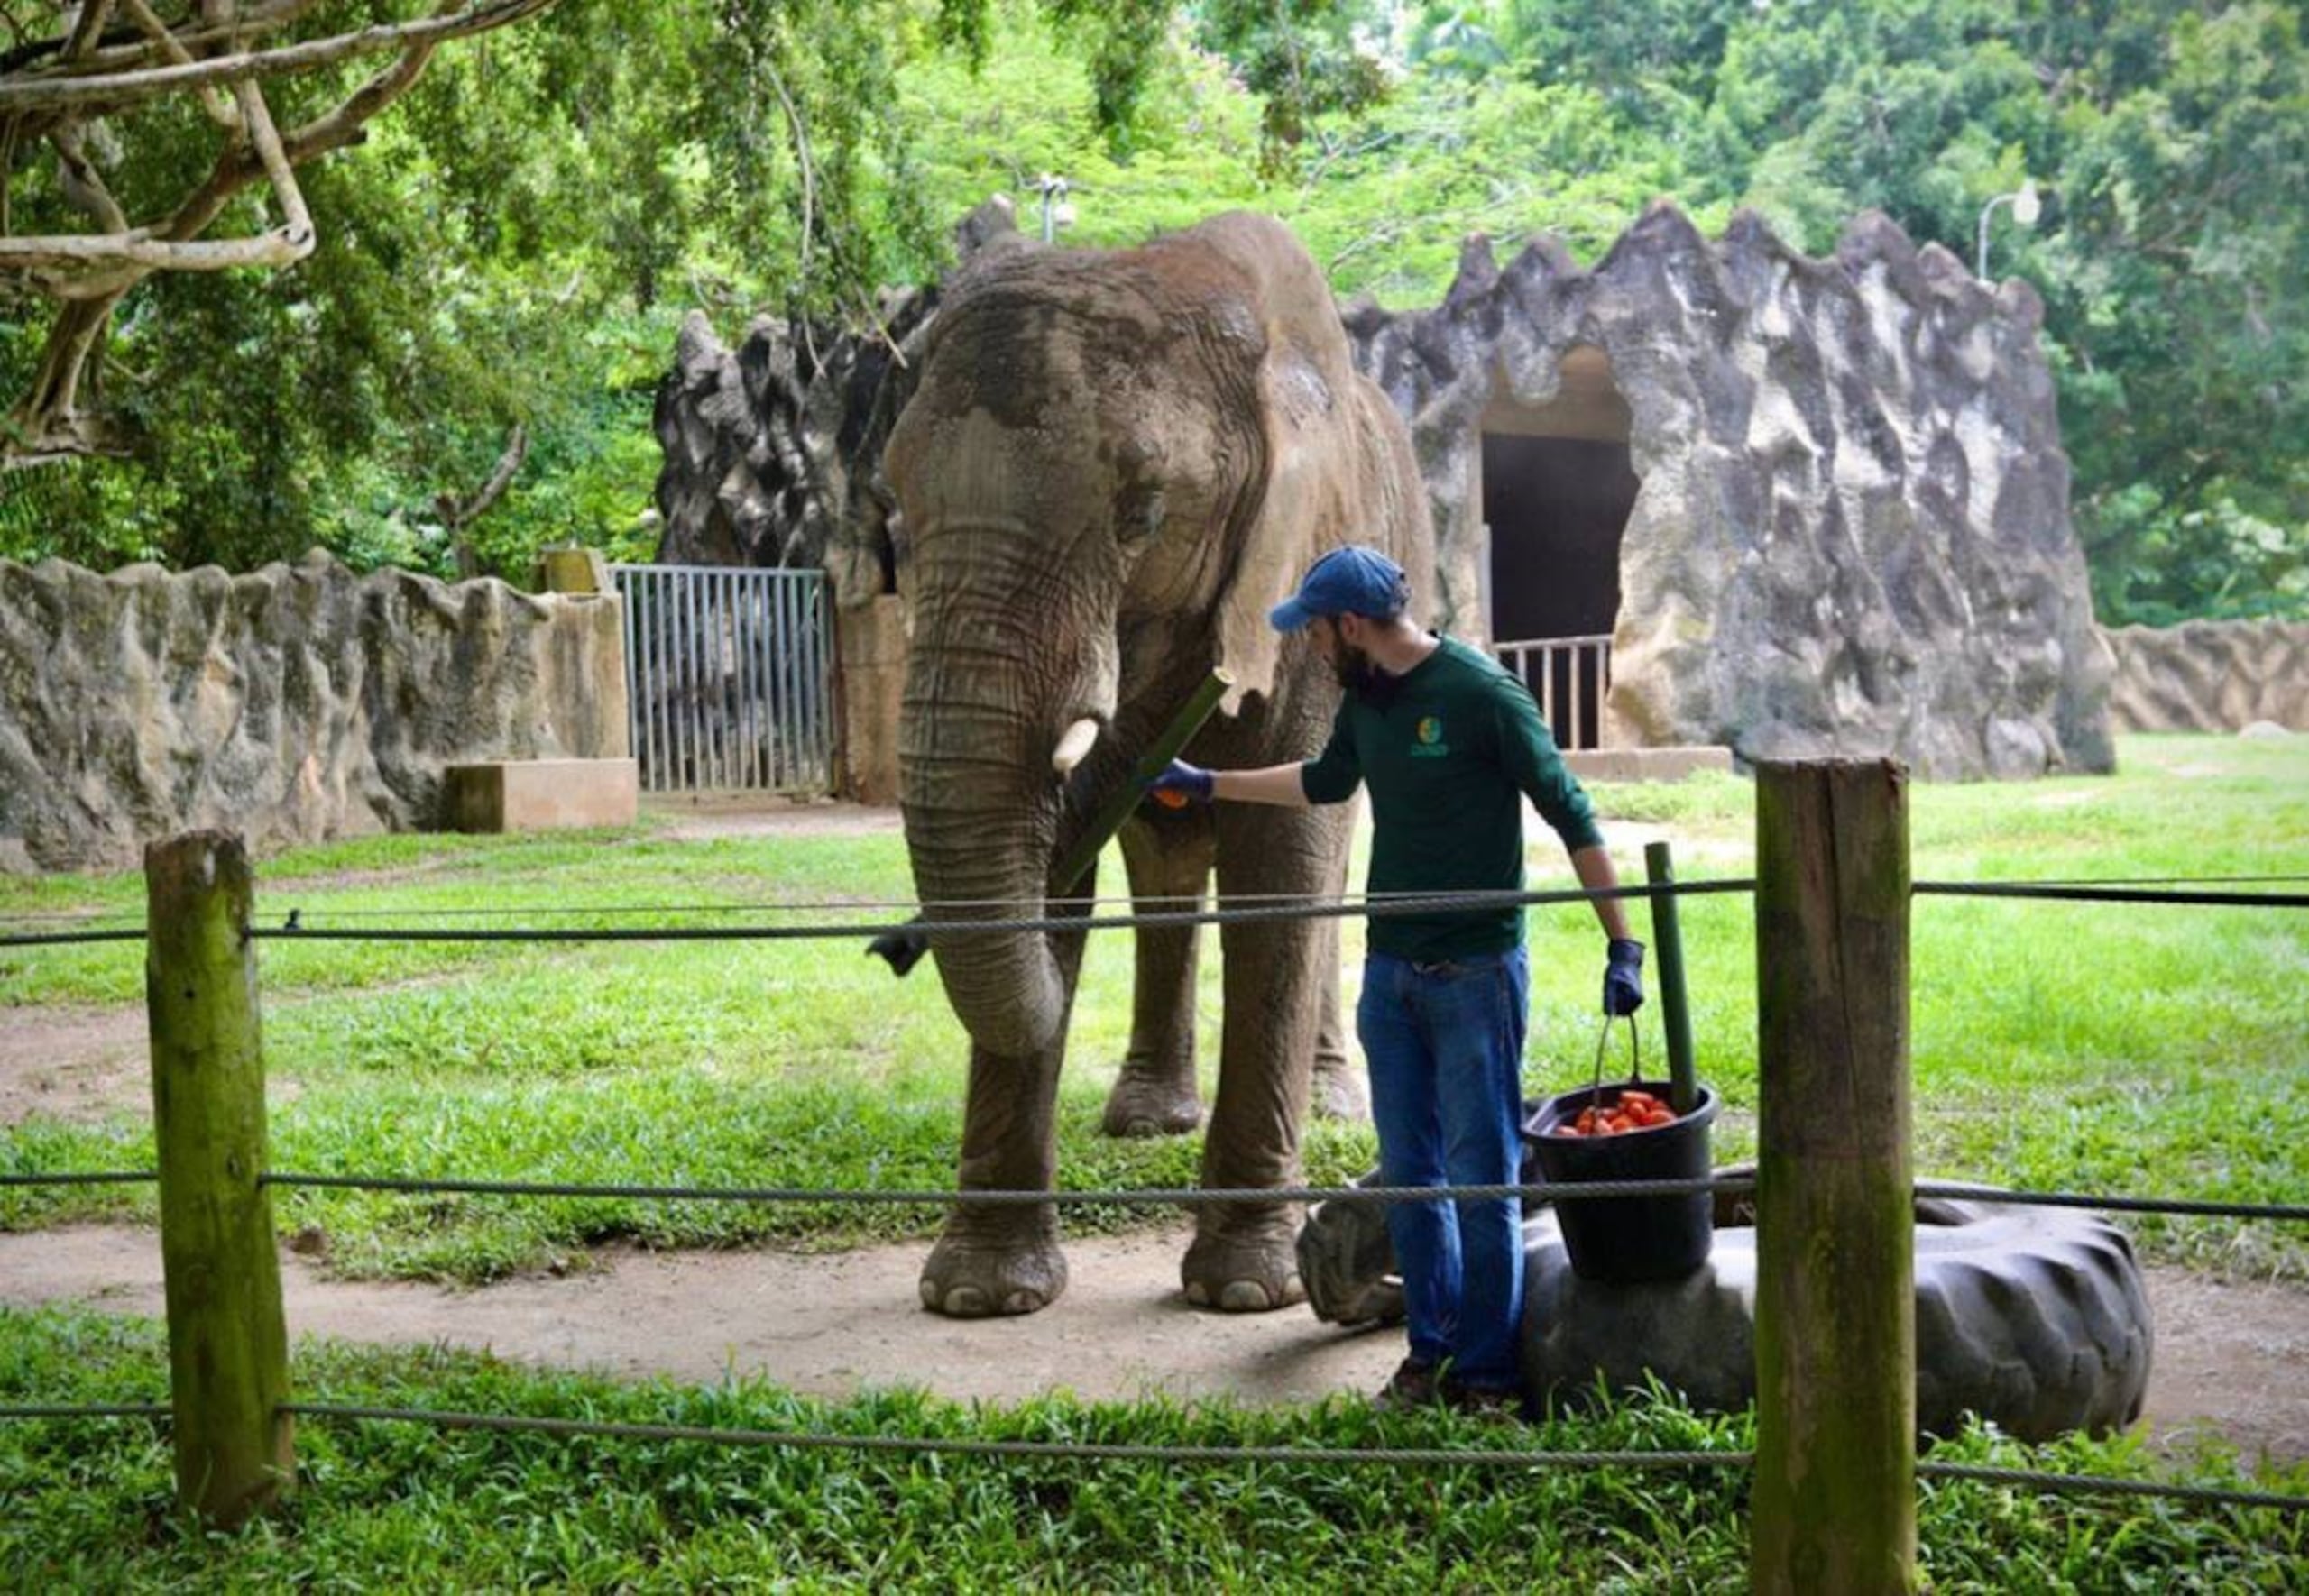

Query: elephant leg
1101,812,1215,1138
1181,802,1345,1312
1306,910,1369,1124
920,904,1092,1318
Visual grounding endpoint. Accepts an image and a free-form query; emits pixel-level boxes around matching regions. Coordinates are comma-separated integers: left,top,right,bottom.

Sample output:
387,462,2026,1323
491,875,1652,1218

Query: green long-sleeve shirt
1301,636,1602,962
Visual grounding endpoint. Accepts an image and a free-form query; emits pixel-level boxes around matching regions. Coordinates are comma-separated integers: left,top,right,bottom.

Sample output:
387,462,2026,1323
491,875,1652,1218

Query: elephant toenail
1218,1280,1273,1312
1002,1290,1040,1314
944,1286,989,1316
1184,1280,1211,1307
919,1280,940,1310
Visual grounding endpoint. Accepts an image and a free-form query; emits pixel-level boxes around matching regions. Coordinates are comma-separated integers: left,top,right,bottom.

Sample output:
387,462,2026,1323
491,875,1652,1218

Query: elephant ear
1211,345,1342,715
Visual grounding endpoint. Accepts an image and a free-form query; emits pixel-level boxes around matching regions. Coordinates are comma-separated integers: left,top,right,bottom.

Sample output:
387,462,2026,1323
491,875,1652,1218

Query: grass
2,1306,2303,1591
3,733,2305,1283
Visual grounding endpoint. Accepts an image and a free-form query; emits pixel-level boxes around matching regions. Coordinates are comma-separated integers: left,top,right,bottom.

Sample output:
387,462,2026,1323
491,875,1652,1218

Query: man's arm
1212,763,1314,808
1569,844,1634,942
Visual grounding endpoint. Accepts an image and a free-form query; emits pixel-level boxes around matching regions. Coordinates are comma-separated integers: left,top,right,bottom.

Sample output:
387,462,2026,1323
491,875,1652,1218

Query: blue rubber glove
1146,757,1215,807
1603,938,1646,1016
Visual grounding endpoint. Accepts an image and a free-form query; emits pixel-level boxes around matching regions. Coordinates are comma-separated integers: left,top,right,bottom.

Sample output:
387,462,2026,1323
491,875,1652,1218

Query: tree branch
122,0,244,128
2,0,558,461
437,421,529,578
0,0,554,113
1,1,324,78
65,2,122,62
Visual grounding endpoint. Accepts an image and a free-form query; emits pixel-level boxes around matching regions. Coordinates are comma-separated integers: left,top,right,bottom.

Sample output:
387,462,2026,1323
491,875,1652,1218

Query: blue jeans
1357,947,1530,1390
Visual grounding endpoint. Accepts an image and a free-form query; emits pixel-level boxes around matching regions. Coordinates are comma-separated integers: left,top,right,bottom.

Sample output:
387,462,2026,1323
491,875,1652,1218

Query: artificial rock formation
2100,619,2309,733
652,200,1023,602
653,201,2116,778
1346,204,2111,778
0,552,626,874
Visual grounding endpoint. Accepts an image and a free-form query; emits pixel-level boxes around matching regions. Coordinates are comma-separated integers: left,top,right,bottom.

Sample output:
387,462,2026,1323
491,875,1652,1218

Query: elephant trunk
900,575,1108,1059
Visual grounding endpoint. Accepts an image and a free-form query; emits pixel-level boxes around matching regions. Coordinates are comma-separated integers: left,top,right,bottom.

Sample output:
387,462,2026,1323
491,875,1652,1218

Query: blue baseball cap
1268,546,1410,632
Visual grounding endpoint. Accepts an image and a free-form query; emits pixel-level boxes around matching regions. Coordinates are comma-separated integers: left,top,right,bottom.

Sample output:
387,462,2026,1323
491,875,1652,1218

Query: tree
0,0,563,467
0,0,1191,573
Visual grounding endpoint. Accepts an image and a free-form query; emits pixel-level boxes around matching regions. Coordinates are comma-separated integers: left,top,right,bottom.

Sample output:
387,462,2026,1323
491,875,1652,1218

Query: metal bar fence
1495,633,1612,750
607,565,833,796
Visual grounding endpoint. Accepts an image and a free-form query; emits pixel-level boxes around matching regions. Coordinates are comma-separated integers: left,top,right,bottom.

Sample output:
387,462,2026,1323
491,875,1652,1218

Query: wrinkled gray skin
885,212,1430,1317
1104,820,1364,1137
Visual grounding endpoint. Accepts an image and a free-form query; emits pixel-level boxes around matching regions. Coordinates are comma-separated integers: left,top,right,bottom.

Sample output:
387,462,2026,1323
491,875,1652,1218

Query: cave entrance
1476,345,1639,751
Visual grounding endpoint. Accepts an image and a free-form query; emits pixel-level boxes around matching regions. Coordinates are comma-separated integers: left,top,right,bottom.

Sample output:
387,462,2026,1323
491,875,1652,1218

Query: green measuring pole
1049,668,1233,894
1645,839,1699,1115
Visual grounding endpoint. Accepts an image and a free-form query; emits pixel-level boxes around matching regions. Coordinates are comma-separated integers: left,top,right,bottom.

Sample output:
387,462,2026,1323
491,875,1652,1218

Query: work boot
1373,1357,1443,1412
1442,1376,1528,1424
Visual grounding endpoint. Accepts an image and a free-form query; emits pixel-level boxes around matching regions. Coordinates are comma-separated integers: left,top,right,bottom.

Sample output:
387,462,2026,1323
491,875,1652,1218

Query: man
1153,545,1645,1414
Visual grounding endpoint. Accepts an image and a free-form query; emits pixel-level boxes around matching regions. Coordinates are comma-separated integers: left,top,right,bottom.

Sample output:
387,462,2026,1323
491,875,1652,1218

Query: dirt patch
0,1224,1396,1410
642,796,904,843
4,1224,2303,1463
0,1005,149,1125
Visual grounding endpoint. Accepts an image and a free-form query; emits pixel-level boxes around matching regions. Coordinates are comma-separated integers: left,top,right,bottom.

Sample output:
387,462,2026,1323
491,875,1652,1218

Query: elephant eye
1114,479,1166,543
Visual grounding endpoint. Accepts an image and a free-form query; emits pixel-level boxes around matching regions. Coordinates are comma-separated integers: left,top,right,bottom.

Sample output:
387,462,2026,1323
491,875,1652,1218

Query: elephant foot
1181,1212,1306,1313
1309,1059,1369,1124
1100,1066,1202,1139
919,1225,1069,1318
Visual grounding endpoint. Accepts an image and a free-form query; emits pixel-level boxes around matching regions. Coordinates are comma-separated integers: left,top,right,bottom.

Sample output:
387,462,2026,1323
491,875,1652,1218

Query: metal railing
609,564,833,795
1495,633,1612,750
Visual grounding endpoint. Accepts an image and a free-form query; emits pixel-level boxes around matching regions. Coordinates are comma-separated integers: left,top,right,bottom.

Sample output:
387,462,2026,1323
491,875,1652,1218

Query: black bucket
1522,1079,1720,1283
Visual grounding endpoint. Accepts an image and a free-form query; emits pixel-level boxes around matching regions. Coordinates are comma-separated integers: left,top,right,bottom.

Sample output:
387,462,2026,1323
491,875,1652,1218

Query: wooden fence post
146,831,293,1526
1752,761,1915,1594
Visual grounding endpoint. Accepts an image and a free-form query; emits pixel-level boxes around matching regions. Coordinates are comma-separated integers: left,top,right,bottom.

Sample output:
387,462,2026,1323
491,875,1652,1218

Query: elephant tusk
1051,716,1101,778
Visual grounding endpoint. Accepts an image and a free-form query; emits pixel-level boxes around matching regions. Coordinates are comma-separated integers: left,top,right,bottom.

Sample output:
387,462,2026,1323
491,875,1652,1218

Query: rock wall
1347,204,2111,778
653,201,2115,779
652,199,1019,603
2101,619,2309,732
0,552,627,875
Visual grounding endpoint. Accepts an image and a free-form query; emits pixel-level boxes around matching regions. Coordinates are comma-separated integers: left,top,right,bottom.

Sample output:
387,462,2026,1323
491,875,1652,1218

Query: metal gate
1496,633,1612,751
610,564,834,794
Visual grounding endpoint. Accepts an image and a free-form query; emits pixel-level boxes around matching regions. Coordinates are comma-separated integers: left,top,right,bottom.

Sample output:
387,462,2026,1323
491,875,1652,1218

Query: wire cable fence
10,871,2309,949
5,854,2306,1539
5,1399,2299,1515
9,1169,2309,1230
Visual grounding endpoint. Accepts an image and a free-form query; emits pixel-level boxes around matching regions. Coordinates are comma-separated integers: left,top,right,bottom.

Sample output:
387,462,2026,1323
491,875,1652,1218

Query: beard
1333,639,1397,705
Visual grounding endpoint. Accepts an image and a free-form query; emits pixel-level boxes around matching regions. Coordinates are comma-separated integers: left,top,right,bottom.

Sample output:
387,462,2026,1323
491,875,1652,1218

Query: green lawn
3,735,2305,1587
3,733,2305,1282
3,1306,2302,1591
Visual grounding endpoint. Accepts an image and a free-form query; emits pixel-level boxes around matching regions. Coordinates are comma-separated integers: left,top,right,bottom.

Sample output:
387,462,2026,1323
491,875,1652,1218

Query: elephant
883,210,1434,1318
1101,820,1365,1138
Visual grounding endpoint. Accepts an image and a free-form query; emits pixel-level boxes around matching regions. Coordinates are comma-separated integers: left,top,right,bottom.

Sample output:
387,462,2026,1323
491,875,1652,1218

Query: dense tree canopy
3,0,2301,624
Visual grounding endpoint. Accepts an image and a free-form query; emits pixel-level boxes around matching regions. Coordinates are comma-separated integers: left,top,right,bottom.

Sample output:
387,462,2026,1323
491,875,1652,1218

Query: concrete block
445,758,639,832
1565,746,1736,784
536,546,612,595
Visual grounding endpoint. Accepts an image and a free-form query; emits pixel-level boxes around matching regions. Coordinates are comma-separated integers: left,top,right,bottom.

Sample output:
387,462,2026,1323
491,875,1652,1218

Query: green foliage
2,1305,2304,1587
1487,0,2309,623
4,0,2304,620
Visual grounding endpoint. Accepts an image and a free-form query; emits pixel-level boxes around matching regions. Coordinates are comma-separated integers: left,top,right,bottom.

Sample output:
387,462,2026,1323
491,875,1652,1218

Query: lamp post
1034,173,1074,243
1976,178,2041,280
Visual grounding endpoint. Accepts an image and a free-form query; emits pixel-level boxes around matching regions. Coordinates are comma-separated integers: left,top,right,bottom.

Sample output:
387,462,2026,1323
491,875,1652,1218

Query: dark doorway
1482,433,1640,749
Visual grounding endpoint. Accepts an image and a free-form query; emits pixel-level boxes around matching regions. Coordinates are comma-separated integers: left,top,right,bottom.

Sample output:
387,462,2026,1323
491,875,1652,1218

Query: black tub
1523,1080,1720,1283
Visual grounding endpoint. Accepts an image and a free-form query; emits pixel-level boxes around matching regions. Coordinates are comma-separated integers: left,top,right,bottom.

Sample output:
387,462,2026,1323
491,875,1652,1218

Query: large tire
1296,1179,2155,1443
1296,1174,1406,1328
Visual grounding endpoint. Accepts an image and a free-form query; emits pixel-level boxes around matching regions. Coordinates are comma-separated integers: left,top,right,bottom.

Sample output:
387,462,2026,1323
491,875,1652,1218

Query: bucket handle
1587,1011,1642,1102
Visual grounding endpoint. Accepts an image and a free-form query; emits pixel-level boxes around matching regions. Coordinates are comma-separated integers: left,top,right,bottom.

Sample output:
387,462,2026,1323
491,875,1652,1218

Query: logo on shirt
1410,715,1449,757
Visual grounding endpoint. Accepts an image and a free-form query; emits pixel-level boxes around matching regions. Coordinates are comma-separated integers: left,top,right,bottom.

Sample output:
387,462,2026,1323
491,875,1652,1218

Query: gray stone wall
0,552,627,875
1347,205,2111,778
2101,619,2309,733
654,202,2116,780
